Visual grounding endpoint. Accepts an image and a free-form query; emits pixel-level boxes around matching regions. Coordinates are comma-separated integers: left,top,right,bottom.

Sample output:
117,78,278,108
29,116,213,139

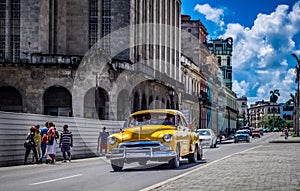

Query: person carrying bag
24,126,39,164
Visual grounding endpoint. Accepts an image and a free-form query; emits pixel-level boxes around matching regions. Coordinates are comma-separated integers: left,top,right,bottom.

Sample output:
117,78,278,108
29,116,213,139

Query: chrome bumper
106,141,176,161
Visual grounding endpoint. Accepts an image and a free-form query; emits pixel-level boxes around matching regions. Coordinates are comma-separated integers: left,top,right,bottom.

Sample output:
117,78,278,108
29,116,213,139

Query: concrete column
5,0,11,62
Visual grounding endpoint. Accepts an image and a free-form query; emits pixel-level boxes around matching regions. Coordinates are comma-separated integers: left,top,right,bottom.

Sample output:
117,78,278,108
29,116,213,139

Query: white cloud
194,4,224,27
222,3,300,70
222,2,300,104
232,80,249,97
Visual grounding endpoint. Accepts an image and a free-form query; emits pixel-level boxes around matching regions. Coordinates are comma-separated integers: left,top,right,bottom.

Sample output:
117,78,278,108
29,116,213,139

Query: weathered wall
0,111,124,167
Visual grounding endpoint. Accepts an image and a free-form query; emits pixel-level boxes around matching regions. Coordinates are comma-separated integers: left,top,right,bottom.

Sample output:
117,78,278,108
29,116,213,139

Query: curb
269,139,300,143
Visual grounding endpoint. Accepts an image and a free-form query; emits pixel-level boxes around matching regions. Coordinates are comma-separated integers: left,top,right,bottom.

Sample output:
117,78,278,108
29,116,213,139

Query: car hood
112,125,177,142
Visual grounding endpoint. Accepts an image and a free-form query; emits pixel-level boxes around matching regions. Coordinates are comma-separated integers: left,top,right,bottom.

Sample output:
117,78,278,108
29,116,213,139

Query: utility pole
291,53,300,136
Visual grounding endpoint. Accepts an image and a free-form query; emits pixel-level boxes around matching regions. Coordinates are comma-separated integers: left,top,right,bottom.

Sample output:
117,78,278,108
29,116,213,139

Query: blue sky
182,0,300,104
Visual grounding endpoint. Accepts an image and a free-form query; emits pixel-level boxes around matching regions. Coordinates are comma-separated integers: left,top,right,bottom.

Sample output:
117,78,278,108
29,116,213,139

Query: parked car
106,109,203,171
258,128,264,136
252,130,261,138
273,127,280,132
240,126,253,136
263,128,271,133
234,130,250,143
196,129,217,148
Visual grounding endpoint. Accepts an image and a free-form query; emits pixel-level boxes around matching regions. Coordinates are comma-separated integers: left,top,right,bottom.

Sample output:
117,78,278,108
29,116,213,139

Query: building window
102,0,111,52
49,0,57,54
227,56,231,66
218,56,221,66
11,0,20,62
0,0,5,61
227,72,232,80
89,0,98,48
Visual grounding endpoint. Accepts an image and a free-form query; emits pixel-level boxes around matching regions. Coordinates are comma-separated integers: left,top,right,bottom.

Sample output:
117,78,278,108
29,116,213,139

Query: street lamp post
168,87,175,109
291,53,300,136
198,90,207,129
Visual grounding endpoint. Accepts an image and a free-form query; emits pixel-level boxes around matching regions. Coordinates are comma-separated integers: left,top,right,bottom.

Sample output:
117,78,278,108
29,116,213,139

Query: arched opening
43,86,72,116
84,87,109,120
117,90,129,120
0,86,22,112
141,93,147,110
133,91,139,112
149,96,153,108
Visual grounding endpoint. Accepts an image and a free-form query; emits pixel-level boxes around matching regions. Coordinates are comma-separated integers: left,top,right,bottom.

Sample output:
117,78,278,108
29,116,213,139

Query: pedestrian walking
24,126,39,164
32,125,41,163
46,122,59,164
97,127,108,155
284,127,289,139
40,121,49,163
59,124,73,162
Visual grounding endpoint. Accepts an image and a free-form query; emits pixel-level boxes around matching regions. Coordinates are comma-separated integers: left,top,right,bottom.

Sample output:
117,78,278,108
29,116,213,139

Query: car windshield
236,130,248,134
198,130,211,136
127,112,176,127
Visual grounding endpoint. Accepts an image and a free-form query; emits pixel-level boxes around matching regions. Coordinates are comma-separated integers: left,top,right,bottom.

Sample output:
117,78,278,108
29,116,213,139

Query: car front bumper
106,141,177,163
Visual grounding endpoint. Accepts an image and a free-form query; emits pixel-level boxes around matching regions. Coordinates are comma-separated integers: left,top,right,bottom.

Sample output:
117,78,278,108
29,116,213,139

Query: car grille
119,141,162,148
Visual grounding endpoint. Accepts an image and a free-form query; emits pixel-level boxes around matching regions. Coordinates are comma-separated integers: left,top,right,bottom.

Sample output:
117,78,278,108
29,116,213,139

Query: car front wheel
111,159,124,171
188,146,197,163
169,146,180,168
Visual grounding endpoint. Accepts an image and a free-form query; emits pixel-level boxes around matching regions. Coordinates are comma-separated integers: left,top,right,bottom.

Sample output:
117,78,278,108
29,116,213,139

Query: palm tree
270,89,280,103
286,93,295,106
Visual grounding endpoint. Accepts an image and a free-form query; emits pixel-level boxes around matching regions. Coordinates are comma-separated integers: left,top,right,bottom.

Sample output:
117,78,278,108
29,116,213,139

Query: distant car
234,130,250,143
263,128,271,133
273,128,280,132
196,129,217,148
258,128,264,136
252,130,261,138
240,126,252,136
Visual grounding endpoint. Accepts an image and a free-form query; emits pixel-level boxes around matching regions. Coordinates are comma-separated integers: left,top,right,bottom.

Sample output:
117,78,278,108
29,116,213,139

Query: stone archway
43,86,72,116
0,86,22,112
84,87,109,120
117,89,130,120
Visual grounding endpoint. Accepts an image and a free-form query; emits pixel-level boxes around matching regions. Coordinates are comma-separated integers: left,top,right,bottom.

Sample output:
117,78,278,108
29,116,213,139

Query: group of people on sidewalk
24,123,112,164
24,121,73,165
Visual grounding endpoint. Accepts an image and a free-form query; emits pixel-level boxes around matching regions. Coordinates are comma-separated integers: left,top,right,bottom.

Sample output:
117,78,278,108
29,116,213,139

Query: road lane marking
140,145,262,191
29,174,83,186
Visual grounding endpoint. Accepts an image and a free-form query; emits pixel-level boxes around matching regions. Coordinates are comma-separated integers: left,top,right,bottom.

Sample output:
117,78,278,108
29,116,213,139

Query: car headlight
163,134,172,143
108,136,116,145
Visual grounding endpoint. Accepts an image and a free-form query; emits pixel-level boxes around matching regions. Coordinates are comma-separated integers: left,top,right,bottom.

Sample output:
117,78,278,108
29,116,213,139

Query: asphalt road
0,132,280,191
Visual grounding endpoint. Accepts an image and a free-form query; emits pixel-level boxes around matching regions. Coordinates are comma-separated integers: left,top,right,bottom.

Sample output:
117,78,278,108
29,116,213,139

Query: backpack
41,134,48,143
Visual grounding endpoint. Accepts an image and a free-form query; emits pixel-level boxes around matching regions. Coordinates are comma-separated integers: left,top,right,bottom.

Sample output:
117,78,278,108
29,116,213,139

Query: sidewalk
143,140,300,191
269,134,300,143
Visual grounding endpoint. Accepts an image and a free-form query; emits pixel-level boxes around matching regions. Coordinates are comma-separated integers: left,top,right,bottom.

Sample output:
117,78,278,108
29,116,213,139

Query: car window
128,112,176,127
198,130,211,136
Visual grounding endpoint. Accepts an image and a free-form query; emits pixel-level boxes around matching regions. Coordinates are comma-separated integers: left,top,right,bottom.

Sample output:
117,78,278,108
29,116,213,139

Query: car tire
188,146,198,163
111,159,124,171
138,160,147,166
197,144,203,160
169,145,180,168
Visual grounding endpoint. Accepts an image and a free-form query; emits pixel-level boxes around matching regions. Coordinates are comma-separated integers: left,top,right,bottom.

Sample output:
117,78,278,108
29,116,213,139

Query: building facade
207,38,233,90
237,96,248,126
180,15,237,137
249,100,280,129
0,0,184,120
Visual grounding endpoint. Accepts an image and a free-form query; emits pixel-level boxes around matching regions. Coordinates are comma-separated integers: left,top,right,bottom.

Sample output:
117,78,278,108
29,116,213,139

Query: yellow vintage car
106,109,203,171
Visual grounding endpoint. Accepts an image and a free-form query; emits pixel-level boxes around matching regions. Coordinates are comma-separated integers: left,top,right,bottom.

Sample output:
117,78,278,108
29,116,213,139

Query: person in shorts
97,127,108,155
59,124,73,162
